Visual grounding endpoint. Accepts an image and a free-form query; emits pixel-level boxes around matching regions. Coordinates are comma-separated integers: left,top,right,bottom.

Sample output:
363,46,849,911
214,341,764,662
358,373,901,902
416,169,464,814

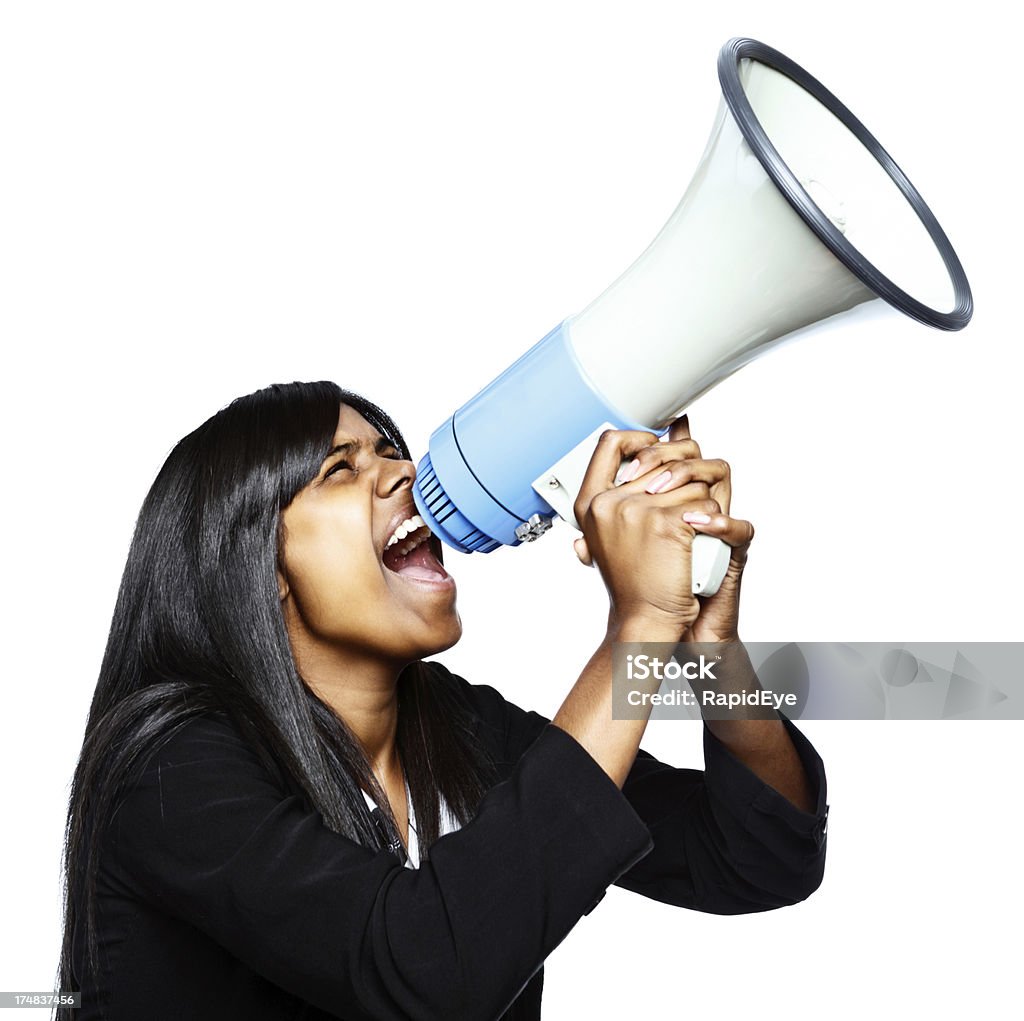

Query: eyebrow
323,436,400,462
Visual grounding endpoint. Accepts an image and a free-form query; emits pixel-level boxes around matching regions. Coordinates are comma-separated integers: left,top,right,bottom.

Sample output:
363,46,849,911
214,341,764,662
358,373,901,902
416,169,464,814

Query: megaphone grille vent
414,453,501,554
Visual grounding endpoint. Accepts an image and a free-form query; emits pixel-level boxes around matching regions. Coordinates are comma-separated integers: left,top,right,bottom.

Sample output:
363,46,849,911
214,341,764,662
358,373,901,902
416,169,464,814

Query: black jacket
73,662,828,1020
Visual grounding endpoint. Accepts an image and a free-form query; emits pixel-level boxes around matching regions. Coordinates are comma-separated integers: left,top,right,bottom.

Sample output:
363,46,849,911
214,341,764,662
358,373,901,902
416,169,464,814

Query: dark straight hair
55,381,496,1014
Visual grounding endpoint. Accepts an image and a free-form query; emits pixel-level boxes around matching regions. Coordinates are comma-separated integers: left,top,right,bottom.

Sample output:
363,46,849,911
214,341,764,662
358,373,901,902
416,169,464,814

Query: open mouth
382,514,452,585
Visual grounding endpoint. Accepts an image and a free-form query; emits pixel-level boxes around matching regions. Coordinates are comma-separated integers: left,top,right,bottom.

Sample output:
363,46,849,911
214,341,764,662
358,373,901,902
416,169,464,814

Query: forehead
332,404,384,445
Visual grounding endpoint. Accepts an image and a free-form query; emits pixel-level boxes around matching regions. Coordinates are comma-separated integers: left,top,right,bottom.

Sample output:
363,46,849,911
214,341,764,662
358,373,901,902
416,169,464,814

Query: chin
415,612,463,660
431,616,463,655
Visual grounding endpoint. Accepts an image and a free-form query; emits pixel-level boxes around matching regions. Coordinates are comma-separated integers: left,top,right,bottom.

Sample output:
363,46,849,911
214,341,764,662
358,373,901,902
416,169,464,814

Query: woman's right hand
572,424,730,638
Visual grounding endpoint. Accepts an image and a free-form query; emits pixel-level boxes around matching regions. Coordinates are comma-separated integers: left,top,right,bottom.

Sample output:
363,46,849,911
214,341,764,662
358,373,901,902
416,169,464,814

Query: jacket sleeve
441,666,829,916
106,711,653,1021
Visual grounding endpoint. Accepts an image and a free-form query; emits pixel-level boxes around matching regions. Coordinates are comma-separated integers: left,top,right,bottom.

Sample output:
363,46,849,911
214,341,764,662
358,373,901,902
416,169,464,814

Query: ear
276,564,290,602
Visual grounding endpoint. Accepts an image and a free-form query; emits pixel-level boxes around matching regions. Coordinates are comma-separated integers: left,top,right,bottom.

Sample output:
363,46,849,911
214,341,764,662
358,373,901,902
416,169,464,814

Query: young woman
57,380,828,1020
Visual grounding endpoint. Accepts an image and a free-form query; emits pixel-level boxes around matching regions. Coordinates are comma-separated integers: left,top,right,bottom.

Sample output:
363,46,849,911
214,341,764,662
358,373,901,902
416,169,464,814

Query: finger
668,414,690,442
573,536,594,567
638,480,715,505
681,510,755,550
575,428,659,521
618,457,731,496
710,472,732,518
618,438,702,484
674,496,722,516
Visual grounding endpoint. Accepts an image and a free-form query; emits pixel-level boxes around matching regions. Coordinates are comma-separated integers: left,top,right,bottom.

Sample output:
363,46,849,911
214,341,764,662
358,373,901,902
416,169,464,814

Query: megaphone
412,37,973,596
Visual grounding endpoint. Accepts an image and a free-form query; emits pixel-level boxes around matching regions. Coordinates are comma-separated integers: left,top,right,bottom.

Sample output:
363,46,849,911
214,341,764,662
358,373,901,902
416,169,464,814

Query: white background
1,2,1020,1018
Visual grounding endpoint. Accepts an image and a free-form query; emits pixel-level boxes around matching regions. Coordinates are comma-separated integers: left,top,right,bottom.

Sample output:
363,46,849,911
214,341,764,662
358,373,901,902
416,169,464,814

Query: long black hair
55,381,495,1014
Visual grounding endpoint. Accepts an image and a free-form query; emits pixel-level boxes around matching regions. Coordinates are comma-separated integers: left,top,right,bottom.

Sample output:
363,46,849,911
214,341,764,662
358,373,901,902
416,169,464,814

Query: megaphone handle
691,533,731,597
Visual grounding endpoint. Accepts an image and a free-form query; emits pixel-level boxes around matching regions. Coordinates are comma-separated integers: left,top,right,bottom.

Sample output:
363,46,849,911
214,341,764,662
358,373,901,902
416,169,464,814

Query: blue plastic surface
413,320,652,553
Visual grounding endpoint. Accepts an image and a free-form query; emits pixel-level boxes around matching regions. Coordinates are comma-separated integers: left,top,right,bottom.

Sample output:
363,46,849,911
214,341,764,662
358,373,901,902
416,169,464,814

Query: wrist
688,627,742,644
607,613,685,644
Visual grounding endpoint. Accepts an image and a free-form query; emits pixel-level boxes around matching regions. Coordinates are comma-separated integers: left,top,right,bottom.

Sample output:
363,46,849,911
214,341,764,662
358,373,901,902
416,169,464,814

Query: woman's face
278,404,460,672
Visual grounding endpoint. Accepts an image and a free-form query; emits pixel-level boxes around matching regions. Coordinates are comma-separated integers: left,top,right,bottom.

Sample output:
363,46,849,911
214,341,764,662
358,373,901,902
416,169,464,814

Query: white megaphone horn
413,37,973,596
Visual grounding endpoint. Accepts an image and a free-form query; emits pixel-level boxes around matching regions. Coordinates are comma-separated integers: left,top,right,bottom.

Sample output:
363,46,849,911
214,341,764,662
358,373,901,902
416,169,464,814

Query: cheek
280,516,387,637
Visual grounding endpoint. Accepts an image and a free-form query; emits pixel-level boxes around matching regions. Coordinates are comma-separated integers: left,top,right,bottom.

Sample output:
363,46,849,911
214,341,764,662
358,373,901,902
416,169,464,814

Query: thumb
573,537,594,567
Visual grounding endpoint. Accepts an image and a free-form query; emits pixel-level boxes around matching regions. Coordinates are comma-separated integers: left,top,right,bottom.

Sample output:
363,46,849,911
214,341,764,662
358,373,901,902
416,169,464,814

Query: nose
377,455,416,499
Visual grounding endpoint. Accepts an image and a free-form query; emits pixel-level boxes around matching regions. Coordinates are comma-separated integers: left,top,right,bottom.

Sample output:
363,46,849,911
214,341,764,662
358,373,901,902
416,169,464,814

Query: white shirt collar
360,783,460,869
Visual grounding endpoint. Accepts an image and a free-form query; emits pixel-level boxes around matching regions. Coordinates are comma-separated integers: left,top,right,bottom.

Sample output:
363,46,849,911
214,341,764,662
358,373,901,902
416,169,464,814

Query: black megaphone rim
718,37,973,331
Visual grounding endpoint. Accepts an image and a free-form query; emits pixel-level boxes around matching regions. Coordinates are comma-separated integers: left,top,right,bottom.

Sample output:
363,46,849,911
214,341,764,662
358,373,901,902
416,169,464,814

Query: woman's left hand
573,414,753,643
670,416,753,643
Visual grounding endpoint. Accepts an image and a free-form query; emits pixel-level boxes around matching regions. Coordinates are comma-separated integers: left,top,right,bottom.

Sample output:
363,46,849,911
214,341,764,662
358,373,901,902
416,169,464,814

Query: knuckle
620,496,647,527
598,428,619,445
589,489,615,518
716,458,731,476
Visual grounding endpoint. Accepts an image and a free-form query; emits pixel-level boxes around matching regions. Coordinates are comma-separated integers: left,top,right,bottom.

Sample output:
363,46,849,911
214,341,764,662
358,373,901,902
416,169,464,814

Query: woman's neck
289,633,405,778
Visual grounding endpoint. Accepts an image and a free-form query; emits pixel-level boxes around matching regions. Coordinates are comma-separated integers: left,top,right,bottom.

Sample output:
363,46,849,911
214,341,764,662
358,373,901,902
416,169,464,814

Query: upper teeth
385,514,430,554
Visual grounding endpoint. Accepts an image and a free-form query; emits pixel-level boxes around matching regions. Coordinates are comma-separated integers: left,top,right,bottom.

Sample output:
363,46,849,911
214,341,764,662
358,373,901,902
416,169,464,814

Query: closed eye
324,459,353,478
324,448,403,479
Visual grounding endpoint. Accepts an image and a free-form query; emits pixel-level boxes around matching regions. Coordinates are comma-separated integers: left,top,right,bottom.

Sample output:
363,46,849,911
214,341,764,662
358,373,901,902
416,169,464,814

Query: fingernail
615,459,641,485
683,511,711,524
646,470,672,494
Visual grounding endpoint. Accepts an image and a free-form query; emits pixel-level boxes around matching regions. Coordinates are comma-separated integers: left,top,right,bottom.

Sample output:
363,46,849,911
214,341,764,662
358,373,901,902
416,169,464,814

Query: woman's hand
573,416,754,642
664,415,754,643
572,418,750,638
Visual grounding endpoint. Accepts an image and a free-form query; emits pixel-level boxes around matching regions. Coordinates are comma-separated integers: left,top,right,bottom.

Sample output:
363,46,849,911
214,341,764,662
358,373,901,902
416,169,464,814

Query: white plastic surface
740,58,955,313
565,95,877,429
